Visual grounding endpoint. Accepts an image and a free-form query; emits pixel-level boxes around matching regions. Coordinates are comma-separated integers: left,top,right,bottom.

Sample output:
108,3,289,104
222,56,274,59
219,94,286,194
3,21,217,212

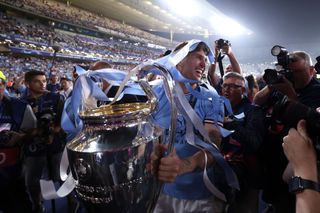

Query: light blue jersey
153,84,225,199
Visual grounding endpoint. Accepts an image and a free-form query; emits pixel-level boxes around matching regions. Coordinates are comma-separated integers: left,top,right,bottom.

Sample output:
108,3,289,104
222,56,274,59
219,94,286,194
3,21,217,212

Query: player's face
178,50,207,81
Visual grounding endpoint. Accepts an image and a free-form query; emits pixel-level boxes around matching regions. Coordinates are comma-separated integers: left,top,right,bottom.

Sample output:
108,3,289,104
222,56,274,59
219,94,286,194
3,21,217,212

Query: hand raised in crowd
0,130,25,146
213,44,220,59
6,131,25,146
221,44,233,56
214,42,232,56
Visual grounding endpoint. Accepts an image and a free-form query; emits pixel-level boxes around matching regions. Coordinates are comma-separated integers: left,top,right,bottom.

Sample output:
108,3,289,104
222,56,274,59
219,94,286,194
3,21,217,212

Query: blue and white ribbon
41,39,238,202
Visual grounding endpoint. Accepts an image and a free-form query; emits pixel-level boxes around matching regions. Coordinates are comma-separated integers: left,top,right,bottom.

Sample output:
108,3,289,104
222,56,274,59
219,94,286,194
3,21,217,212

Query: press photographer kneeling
254,46,320,213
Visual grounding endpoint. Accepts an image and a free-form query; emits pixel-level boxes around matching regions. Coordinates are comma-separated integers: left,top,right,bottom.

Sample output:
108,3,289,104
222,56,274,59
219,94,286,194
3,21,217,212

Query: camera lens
271,45,282,56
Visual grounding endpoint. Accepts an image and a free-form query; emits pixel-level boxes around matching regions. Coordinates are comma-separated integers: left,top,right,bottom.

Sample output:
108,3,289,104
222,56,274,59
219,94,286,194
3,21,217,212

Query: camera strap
217,52,225,77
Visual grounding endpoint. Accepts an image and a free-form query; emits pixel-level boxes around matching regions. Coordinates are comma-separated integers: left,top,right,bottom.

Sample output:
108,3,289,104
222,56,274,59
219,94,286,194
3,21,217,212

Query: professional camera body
315,56,320,77
263,45,294,85
271,95,320,153
0,130,12,146
262,45,320,154
0,123,13,146
37,109,56,137
215,38,231,49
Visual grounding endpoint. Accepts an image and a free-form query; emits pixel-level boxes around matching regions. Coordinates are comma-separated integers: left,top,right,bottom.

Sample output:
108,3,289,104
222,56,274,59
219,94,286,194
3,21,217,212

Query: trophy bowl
67,102,162,213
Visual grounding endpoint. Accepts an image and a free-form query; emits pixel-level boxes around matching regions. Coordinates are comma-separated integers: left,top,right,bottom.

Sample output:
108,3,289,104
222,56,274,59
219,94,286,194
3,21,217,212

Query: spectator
220,72,265,213
0,71,36,213
59,75,73,99
208,40,242,94
21,70,65,213
46,72,60,93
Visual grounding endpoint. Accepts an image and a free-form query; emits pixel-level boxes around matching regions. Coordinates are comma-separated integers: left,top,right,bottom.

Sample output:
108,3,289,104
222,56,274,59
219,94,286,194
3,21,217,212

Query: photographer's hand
221,44,231,56
214,45,220,59
208,45,221,87
270,76,298,101
253,85,274,106
283,120,320,213
7,131,25,146
282,120,317,181
223,45,242,74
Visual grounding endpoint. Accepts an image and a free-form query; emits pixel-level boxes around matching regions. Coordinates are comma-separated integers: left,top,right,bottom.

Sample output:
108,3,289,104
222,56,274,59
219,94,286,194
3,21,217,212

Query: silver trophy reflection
66,64,177,212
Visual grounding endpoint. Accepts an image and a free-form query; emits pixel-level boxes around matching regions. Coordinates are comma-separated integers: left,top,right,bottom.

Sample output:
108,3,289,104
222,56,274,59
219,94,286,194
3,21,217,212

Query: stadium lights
210,15,252,36
158,0,252,37
164,0,199,17
144,1,152,5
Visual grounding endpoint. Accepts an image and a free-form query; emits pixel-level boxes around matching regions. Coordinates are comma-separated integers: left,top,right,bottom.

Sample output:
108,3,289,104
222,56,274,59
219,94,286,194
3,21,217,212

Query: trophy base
75,175,161,213
67,135,161,213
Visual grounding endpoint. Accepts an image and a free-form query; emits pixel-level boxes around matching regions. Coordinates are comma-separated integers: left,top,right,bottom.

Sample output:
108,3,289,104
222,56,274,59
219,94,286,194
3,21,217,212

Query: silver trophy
66,64,177,212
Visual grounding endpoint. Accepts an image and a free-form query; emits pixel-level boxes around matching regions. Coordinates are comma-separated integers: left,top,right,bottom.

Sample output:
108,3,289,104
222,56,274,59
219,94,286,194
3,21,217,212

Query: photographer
21,70,65,213
282,120,320,213
208,39,242,94
220,72,266,213
254,50,320,213
0,71,36,213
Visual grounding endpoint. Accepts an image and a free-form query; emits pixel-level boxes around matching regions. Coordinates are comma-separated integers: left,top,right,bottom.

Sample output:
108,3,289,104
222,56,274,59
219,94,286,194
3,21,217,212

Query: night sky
205,0,320,63
210,0,320,44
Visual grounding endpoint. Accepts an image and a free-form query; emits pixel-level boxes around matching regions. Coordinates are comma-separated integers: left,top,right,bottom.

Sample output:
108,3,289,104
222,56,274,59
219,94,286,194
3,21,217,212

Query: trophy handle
140,64,177,153
138,64,178,213
137,80,158,112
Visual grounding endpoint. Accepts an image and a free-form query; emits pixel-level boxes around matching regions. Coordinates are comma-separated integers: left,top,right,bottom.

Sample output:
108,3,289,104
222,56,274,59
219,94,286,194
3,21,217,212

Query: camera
262,46,320,157
271,45,292,70
263,68,293,85
215,38,231,49
272,96,320,153
38,109,56,136
263,45,294,85
315,56,320,75
0,130,12,146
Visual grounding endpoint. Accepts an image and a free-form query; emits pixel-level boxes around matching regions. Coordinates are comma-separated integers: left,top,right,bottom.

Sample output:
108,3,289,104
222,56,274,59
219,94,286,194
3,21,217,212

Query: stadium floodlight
159,0,252,36
164,0,199,17
210,15,252,37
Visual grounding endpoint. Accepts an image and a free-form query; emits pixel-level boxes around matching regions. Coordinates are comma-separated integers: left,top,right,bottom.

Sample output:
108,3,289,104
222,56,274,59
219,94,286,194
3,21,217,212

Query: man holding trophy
151,41,229,213
52,39,236,213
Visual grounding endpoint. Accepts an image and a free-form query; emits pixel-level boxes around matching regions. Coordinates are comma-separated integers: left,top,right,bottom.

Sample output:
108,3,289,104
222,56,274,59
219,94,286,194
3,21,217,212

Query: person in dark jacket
21,70,65,213
221,72,266,213
254,51,320,213
0,71,36,213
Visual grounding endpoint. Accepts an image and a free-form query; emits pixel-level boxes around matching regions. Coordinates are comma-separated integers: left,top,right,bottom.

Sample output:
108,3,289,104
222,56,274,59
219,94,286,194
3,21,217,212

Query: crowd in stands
1,0,176,47
0,0,280,78
0,10,164,64
0,54,137,82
